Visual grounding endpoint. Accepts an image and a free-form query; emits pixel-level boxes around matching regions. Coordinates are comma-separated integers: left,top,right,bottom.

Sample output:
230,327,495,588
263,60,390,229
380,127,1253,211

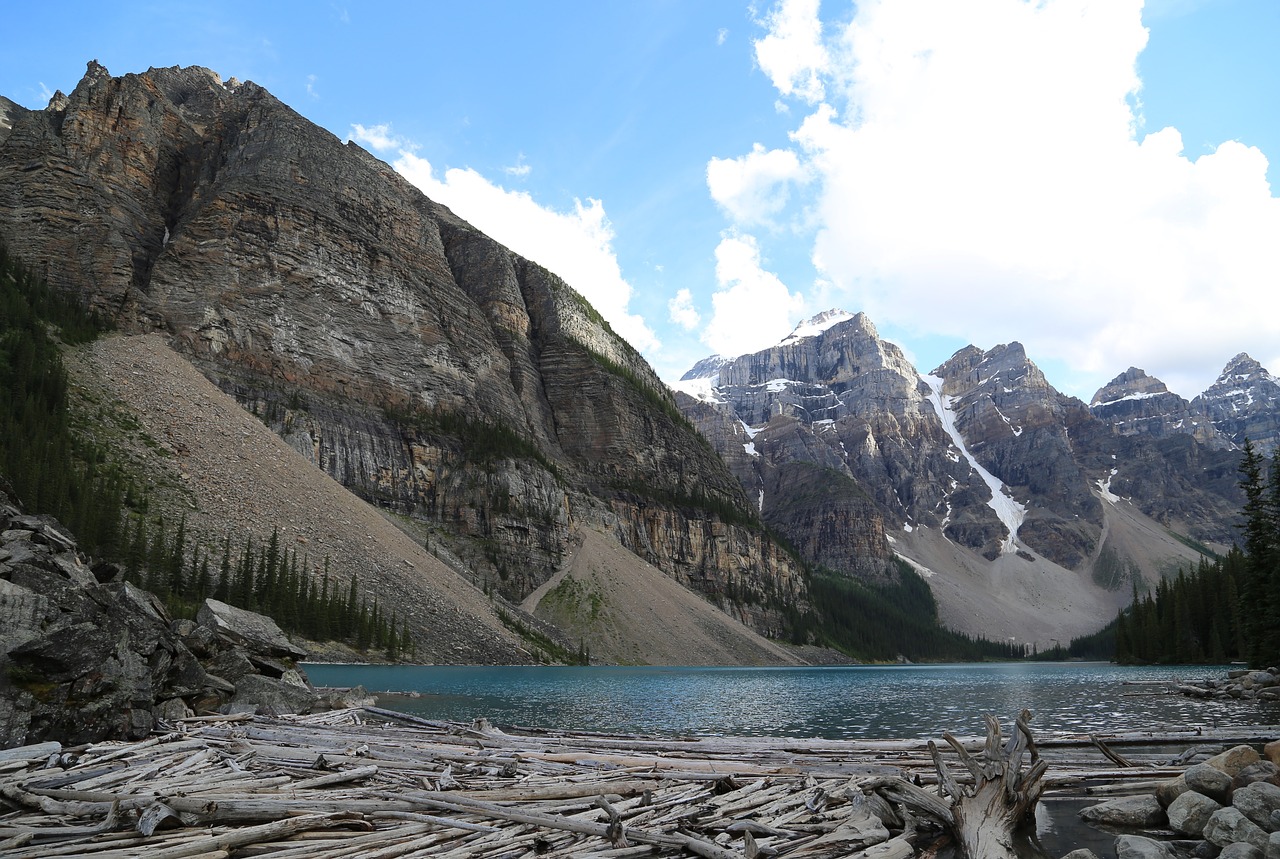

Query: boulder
1157,776,1190,809
1060,851,1101,859
1236,762,1280,790
229,674,318,716
1206,807,1270,851
1168,790,1223,837
1209,746,1263,779
1114,835,1176,859
1264,740,1280,768
197,599,308,661
1269,831,1280,859
1080,795,1167,828
1220,843,1264,859
1234,782,1280,831
1188,762,1237,802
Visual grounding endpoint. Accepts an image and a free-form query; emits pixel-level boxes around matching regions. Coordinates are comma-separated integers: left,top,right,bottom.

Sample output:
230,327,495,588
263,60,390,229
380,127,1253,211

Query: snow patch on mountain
778,309,855,346
922,374,1026,553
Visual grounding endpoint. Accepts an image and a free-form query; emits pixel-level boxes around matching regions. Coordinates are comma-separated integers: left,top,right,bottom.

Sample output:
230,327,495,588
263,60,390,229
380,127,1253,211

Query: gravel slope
67,334,808,666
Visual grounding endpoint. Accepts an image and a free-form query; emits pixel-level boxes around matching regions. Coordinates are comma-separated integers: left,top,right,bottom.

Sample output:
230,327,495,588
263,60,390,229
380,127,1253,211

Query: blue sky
2,1,1277,400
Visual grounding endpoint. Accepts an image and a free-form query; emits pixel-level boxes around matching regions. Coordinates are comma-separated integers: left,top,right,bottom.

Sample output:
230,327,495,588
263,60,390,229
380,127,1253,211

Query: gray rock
230,674,318,716
1158,776,1190,809
1060,851,1101,859
1236,762,1280,790
205,649,257,683
1168,789,1223,837
1208,746,1263,779
1080,794,1167,828
197,599,308,660
1206,807,1270,850
1114,835,1175,859
1221,843,1264,859
1188,762,1236,802
1234,782,1280,831
153,697,193,723
1268,830,1280,859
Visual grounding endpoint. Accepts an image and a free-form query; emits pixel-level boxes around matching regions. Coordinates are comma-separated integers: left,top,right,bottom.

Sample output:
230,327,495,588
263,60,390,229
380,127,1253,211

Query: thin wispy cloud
503,153,531,178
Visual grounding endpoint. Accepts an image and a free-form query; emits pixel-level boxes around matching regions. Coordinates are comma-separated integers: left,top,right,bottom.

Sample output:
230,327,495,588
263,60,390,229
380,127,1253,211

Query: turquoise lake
303,662,1280,739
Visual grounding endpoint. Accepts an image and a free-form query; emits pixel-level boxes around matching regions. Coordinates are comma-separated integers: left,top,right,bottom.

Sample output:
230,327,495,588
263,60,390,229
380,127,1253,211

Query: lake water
304,662,1280,739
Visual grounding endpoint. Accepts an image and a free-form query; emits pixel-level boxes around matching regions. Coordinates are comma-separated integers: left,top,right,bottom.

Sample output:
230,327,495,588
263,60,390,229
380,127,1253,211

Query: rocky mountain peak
1191,353,1280,454
1086,366,1225,448
1090,367,1169,407
777,308,861,345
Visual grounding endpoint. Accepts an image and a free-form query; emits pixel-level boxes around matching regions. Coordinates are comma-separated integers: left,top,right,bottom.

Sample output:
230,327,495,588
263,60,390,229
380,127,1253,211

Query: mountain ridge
0,61,813,662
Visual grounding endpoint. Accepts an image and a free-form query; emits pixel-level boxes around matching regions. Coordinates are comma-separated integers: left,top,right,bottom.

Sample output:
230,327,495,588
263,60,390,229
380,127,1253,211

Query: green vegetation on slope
0,241,128,558
800,559,1026,662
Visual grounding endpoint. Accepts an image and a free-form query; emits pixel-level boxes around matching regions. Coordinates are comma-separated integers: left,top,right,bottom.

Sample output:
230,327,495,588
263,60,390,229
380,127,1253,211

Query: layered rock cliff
1191,354,1280,454
1089,367,1223,447
677,311,1247,643
0,62,806,646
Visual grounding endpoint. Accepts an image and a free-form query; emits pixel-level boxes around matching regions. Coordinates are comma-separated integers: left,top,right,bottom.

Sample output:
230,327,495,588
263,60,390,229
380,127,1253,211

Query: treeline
803,560,1027,662
0,242,412,659
0,241,129,560
1111,552,1244,664
1096,438,1279,667
120,516,414,659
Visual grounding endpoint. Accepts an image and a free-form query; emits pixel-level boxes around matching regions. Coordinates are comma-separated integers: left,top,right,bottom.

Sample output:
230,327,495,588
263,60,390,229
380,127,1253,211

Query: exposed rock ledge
0,479,366,748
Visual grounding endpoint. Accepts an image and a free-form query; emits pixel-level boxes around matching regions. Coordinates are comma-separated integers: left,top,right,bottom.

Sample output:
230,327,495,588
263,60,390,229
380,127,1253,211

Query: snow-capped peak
778,309,856,346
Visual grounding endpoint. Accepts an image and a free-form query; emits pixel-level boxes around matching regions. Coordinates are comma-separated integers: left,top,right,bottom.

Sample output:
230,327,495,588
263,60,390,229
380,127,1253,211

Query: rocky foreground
0,481,365,748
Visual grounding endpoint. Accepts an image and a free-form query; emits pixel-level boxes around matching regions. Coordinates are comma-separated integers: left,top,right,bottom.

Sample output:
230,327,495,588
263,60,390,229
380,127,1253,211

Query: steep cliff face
678,310,1247,644
1089,367,1225,448
0,62,804,642
930,342,1103,568
1191,354,1280,455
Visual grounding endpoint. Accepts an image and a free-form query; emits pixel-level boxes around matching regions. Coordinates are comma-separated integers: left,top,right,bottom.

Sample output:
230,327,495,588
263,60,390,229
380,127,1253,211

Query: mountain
0,61,809,662
1191,354,1280,454
1089,367,1223,447
677,311,1247,644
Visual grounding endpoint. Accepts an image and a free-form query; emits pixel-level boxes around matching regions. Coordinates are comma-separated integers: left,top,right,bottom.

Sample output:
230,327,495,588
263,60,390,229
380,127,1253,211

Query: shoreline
2,707,1277,857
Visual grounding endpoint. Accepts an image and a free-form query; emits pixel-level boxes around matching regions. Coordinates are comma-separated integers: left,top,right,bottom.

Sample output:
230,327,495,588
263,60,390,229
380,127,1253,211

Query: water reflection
305,662,1280,740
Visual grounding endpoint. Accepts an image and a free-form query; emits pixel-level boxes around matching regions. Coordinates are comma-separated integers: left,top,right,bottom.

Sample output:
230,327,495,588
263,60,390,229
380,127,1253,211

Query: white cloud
752,0,829,103
394,151,660,353
38,82,53,103
717,27,729,46
503,153,531,178
704,233,806,357
347,123,409,153
706,143,805,227
668,288,701,330
306,74,319,100
728,0,1280,398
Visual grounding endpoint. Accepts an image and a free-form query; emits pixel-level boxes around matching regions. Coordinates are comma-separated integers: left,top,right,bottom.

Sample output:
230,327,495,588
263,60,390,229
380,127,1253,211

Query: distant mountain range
673,310,1253,643
0,61,1262,657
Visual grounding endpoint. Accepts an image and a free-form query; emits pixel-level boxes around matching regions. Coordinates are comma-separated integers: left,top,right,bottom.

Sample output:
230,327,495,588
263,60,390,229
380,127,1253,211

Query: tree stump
861,710,1048,859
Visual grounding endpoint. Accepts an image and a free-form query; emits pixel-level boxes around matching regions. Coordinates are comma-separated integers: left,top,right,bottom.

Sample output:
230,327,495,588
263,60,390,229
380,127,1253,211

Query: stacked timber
1,707,1277,858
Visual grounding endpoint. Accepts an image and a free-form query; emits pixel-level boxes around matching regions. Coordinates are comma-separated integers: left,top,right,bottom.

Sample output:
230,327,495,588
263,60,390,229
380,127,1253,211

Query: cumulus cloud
719,0,1280,398
347,123,409,153
394,151,660,353
668,289,701,330
752,0,829,103
703,233,807,356
706,143,806,227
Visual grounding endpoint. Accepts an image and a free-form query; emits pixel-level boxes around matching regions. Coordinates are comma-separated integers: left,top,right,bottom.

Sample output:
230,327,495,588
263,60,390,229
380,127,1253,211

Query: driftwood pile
1,707,1277,859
